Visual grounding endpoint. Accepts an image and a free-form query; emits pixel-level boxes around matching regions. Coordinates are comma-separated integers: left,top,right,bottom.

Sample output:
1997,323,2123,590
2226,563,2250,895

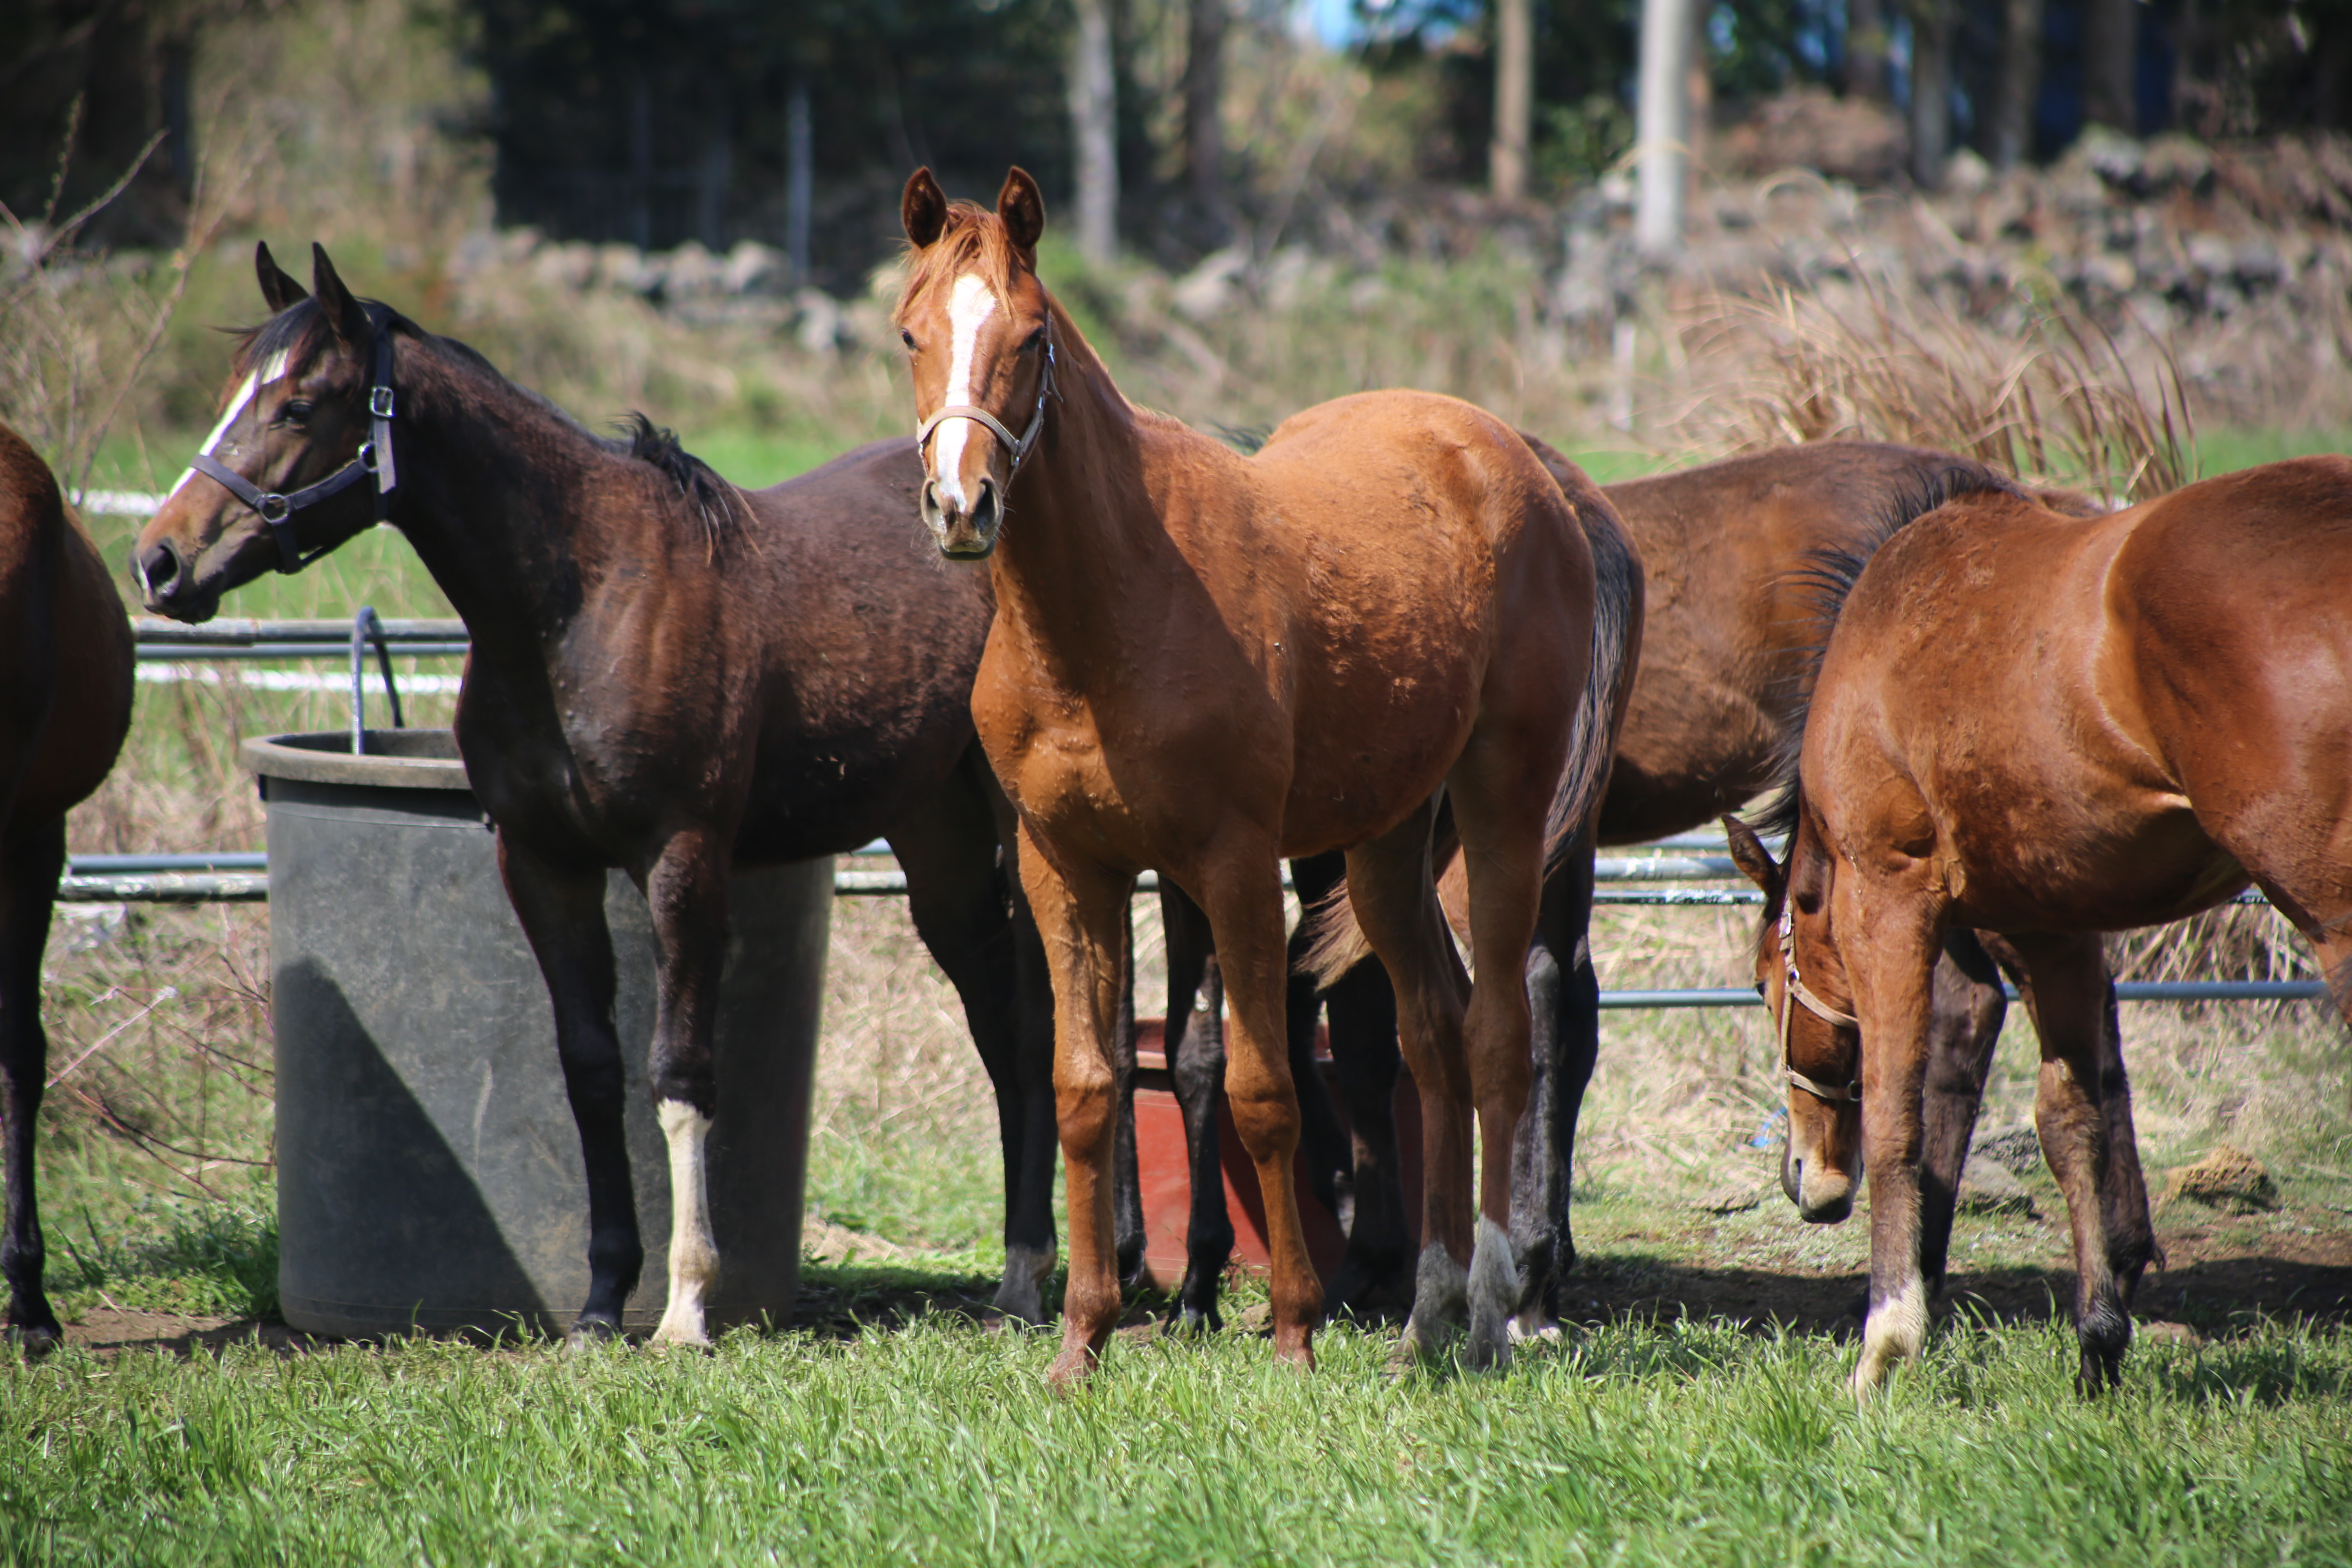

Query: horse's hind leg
1343,802,1474,1363
1915,930,2007,1298
1444,750,1555,1372
2003,931,2134,1394
1159,883,1233,1332
497,835,642,1341
895,765,1057,1322
0,815,65,1349
1291,852,1413,1314
1512,830,1598,1336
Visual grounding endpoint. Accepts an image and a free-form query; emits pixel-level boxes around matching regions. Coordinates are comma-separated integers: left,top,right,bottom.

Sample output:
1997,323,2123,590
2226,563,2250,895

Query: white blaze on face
164,350,294,506
930,272,999,510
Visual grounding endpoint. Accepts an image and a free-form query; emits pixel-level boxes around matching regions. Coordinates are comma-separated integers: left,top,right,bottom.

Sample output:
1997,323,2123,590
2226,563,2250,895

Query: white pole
1636,0,1692,261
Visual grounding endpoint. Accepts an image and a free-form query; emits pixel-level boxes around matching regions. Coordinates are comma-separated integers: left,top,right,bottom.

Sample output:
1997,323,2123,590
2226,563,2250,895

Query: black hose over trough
245,729,830,1339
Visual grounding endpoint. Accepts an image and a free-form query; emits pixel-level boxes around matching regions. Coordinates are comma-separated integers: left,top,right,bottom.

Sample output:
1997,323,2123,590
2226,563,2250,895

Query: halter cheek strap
1776,901,1862,1103
189,328,400,574
915,336,1056,476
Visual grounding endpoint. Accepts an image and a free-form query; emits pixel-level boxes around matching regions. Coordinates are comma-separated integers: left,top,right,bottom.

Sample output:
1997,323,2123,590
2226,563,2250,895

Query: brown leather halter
1775,900,1861,1103
915,325,1056,478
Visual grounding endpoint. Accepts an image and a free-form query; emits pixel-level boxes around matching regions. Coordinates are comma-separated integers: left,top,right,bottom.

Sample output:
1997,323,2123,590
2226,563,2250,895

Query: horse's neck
393,361,615,657
988,345,1171,685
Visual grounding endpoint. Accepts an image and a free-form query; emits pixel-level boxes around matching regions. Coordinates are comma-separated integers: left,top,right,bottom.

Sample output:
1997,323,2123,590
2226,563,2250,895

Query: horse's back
2112,457,2352,903
0,422,132,820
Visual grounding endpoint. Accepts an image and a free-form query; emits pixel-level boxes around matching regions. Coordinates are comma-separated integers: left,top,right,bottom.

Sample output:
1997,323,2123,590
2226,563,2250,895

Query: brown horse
895,167,1618,1381
1288,443,2096,1331
1722,456,2352,1396
136,244,1065,1341
0,421,135,1349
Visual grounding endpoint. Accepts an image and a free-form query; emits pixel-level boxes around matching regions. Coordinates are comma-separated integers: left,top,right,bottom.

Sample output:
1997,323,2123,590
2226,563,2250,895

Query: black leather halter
189,323,399,574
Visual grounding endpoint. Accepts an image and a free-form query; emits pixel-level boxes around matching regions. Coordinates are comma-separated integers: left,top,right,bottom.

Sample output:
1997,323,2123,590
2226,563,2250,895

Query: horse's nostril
138,542,182,598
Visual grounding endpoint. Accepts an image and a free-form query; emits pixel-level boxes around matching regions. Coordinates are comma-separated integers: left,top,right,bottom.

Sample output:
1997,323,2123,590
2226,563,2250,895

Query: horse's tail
1300,438,1644,988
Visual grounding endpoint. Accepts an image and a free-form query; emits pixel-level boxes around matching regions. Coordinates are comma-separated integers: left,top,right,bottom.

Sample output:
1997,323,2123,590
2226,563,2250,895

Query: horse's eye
278,399,314,426
1020,330,1045,354
900,329,916,350
1753,981,1767,998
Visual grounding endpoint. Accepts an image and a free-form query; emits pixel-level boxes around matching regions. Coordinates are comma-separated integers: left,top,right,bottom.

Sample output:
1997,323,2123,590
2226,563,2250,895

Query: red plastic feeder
1132,1017,1423,1289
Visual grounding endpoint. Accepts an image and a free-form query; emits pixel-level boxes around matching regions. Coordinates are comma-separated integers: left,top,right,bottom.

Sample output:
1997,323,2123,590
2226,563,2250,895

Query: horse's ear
902,167,949,248
310,243,370,349
997,167,1045,254
256,242,308,313
1723,815,1784,902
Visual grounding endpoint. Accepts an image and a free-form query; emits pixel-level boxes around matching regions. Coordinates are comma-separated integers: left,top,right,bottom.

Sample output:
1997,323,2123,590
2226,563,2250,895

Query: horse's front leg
497,833,641,1340
1158,882,1233,1332
1849,903,1944,1398
0,816,65,1349
1914,929,2008,1296
2000,931,2136,1394
1018,827,1136,1389
1512,831,1599,1336
638,829,736,1348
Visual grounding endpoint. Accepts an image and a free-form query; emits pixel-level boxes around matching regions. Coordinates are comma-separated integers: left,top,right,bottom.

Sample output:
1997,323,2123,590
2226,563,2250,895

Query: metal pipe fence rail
87,618,2330,1008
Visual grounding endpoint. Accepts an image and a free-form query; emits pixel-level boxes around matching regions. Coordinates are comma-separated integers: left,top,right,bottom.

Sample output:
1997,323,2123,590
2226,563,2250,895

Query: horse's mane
894,202,1020,316
1748,454,2025,839
228,296,740,544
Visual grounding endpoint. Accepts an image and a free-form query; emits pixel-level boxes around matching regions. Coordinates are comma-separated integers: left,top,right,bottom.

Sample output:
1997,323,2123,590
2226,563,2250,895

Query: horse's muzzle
922,475,1000,559
134,538,214,621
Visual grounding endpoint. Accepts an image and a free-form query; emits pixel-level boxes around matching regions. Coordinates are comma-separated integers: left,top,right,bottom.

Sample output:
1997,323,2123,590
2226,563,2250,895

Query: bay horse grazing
136,243,1062,1340
1721,457,2352,1396
0,420,135,1350
895,167,1617,1380
1285,443,2104,1332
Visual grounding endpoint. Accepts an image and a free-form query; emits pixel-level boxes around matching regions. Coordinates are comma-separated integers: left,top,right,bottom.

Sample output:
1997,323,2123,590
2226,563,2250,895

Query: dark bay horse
0,420,134,1349
1723,456,2352,1395
135,243,1061,1340
895,168,1617,1381
1203,444,2089,1336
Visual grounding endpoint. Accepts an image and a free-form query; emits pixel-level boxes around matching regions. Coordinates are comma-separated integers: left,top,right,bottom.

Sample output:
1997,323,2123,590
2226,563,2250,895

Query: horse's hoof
1509,1311,1564,1344
566,1316,626,1352
1166,1302,1221,1337
9,1322,61,1359
1045,1345,1097,1391
1272,1329,1316,1372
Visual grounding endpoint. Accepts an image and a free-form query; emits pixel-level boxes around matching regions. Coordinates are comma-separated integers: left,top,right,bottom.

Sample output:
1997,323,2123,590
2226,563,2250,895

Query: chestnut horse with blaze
0,422,135,1349
895,168,1620,1380
1728,455,2352,1396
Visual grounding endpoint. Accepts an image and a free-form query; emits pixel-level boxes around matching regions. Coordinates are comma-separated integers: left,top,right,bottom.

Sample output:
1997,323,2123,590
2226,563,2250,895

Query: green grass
1,1307,2345,1564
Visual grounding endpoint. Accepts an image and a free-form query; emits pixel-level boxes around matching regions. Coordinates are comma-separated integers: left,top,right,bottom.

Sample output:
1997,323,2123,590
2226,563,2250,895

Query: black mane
1748,456,2023,840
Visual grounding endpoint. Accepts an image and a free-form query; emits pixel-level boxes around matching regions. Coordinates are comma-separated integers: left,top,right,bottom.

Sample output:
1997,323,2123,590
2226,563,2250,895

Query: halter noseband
1775,900,1861,1103
914,328,1056,477
189,320,400,574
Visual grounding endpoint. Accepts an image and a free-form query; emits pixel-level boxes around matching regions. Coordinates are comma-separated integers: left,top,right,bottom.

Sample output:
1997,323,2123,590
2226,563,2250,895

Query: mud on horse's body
1728,457,2352,1395
138,244,1065,1339
893,168,1620,1379
0,423,134,1350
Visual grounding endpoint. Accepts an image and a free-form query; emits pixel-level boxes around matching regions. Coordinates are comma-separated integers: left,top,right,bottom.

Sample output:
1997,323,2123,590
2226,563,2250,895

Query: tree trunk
785,74,812,284
1069,0,1118,263
1636,0,1692,259
1991,0,2043,169
1491,0,1532,200
2082,0,2138,134
1845,0,1891,103
1907,0,1951,188
1183,0,1225,235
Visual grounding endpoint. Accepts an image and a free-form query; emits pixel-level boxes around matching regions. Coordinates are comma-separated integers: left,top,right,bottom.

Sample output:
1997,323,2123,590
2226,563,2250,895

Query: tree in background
1989,0,2044,168
2082,0,2138,131
1844,0,1891,100
1069,0,1117,261
1183,0,1228,238
1492,0,1532,197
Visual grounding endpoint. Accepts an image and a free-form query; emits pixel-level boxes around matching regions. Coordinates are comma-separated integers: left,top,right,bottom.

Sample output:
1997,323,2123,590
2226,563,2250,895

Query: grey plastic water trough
244,729,830,1339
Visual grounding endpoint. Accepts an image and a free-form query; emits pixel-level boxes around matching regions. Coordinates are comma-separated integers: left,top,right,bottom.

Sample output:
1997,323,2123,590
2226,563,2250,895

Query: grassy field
24,416,2351,1564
